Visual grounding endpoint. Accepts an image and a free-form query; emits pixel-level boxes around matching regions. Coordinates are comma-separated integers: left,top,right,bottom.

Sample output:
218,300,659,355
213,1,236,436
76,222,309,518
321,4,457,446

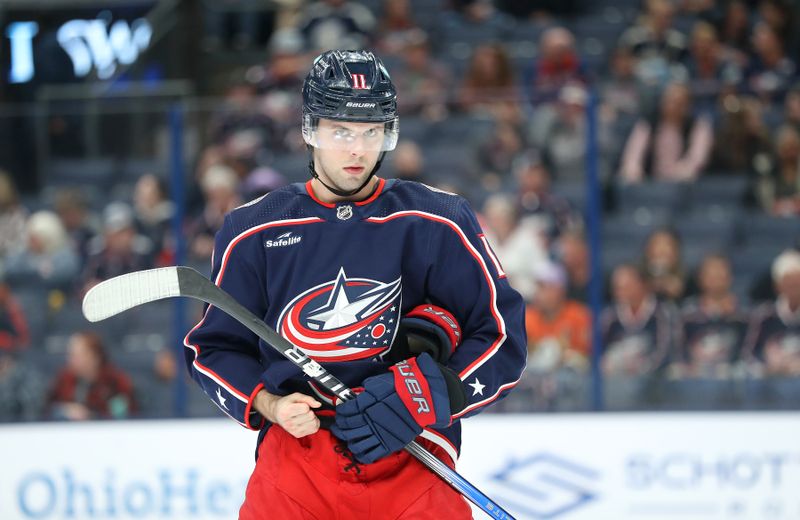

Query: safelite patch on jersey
277,267,402,362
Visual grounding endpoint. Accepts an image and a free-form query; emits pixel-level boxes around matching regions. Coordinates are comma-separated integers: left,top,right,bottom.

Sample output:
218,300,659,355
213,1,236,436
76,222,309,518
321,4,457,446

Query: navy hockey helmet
302,50,399,152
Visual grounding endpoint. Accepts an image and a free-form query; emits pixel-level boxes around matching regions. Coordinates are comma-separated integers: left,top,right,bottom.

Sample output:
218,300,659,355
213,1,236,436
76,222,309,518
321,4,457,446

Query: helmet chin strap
307,148,386,199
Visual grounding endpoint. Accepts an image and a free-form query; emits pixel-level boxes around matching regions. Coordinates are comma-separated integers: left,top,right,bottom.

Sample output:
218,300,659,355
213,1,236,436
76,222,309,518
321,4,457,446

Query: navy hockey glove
331,352,465,464
387,304,462,364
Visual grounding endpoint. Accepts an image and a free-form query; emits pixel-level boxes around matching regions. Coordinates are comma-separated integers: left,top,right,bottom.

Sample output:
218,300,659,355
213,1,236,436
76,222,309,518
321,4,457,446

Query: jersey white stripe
479,235,506,278
214,216,324,286
419,429,459,465
454,378,521,419
367,211,507,379
184,216,326,418
184,306,249,404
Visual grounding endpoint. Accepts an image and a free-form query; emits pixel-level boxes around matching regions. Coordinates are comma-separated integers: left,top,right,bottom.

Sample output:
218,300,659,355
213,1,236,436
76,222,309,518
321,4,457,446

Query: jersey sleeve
426,198,528,420
183,214,268,430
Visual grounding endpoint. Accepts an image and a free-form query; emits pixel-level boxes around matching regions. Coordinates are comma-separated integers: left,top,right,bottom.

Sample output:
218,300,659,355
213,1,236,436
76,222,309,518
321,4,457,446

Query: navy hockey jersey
600,297,680,375
680,297,749,377
184,178,528,462
742,298,800,375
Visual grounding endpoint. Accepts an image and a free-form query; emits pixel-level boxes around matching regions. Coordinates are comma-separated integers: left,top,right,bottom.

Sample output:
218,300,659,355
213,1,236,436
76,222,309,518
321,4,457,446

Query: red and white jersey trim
366,210,508,382
184,216,324,427
478,234,507,279
419,428,459,465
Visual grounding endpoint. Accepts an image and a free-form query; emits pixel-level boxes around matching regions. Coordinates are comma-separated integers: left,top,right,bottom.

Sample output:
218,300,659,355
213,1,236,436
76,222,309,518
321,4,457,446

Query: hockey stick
83,266,514,520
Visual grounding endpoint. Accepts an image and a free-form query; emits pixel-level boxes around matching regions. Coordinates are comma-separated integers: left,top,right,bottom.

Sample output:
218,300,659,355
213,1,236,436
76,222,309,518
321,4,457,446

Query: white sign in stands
1,413,799,520
458,413,800,520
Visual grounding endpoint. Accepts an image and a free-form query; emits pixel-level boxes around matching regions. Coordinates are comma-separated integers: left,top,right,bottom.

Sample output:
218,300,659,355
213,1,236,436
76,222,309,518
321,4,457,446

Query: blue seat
673,210,737,250
47,157,116,185
428,114,495,146
615,182,688,214
740,214,799,249
552,181,588,215
688,175,749,210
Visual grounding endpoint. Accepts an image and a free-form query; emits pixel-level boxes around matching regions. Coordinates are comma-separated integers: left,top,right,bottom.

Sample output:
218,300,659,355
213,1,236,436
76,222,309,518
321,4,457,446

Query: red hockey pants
239,426,473,519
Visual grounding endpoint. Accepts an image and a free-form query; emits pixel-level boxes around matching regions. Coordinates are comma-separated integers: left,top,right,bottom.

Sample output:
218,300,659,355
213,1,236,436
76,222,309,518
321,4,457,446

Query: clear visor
302,115,399,152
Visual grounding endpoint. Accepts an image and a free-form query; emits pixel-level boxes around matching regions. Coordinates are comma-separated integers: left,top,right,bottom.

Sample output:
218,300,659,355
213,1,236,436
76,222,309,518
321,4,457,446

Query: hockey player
185,50,527,519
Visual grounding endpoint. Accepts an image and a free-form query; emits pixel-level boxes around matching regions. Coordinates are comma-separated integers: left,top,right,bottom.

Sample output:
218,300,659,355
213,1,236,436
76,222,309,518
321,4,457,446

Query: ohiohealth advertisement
1,413,800,520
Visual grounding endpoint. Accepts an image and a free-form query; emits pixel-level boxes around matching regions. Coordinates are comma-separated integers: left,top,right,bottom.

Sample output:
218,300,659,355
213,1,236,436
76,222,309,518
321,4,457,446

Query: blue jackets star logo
277,268,402,362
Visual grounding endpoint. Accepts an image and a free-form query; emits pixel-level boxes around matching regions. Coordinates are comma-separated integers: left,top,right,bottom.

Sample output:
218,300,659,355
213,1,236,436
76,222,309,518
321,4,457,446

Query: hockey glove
387,304,462,364
331,352,465,464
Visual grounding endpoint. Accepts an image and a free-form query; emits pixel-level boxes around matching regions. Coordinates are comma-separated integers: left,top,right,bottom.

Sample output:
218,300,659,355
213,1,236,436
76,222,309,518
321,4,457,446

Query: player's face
313,119,383,199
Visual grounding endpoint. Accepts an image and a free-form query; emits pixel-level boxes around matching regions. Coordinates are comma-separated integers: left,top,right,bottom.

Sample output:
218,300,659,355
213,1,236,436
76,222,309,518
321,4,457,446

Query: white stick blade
82,267,181,322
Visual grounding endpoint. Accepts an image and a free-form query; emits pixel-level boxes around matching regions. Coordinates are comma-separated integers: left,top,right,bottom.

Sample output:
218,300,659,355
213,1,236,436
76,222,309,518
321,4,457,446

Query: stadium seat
673,211,737,251
46,157,117,186
428,114,495,146
661,379,742,411
688,175,750,211
552,180,588,214
740,213,799,249
615,182,688,214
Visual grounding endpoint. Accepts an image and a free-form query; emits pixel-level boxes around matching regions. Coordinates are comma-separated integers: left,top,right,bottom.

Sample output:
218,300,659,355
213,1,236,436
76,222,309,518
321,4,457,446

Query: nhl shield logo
336,205,353,221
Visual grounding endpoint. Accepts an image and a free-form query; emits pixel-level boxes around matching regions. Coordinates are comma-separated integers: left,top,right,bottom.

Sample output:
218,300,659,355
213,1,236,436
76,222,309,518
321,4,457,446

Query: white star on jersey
468,378,485,396
307,269,388,330
216,387,228,409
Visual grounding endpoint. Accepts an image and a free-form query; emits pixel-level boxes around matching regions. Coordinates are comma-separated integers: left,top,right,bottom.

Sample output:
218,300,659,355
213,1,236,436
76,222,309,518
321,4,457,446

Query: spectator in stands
528,82,610,181
133,174,174,266
601,45,644,127
46,331,138,420
0,170,27,259
742,250,800,376
746,22,798,102
392,30,450,120
718,0,752,64
3,211,80,293
682,21,742,107
555,230,591,303
675,254,749,379
82,202,153,295
618,81,714,183
300,0,376,52
188,164,242,262
375,0,418,56
523,26,586,106
201,0,276,51
711,94,773,176
390,140,429,184
783,84,800,133
446,0,514,37
480,193,549,303
457,43,518,113
523,261,592,411
0,279,29,352
209,79,277,165
601,263,679,376
249,29,308,146
618,0,688,78
0,349,43,422
475,120,525,185
242,166,287,201
526,262,592,373
757,0,794,51
513,153,580,241
757,125,800,216
53,189,97,265
640,227,688,302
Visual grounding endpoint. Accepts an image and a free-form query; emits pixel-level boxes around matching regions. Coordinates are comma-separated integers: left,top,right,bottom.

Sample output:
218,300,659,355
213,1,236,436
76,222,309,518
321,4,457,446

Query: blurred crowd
1,0,800,421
